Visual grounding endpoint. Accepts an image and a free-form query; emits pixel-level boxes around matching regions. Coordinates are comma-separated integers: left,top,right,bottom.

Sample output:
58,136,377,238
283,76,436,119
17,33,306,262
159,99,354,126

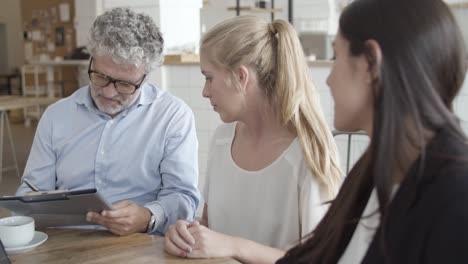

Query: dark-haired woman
278,0,468,263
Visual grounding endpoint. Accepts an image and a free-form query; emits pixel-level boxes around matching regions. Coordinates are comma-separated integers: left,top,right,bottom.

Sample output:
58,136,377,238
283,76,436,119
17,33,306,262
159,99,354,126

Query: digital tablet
0,189,112,227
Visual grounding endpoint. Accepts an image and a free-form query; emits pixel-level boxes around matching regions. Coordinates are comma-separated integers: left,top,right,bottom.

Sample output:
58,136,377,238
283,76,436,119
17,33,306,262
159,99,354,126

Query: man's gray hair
88,8,164,72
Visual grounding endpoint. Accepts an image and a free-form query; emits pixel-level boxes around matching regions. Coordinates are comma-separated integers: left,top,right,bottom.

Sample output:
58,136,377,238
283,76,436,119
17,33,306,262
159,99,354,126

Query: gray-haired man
16,8,200,236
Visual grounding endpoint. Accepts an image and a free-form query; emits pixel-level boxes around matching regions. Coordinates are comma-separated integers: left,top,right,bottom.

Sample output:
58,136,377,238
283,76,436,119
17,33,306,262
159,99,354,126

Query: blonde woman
165,16,341,264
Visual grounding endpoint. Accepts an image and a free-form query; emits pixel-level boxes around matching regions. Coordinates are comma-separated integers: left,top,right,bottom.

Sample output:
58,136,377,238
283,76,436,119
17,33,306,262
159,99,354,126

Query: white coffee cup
0,216,35,248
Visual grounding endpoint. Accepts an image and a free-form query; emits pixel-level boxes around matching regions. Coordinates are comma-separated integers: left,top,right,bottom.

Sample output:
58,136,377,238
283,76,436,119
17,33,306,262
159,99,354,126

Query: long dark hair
280,0,467,263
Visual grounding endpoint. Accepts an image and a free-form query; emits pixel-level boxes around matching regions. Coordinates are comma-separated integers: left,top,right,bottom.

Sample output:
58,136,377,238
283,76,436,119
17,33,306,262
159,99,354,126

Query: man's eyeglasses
88,57,146,95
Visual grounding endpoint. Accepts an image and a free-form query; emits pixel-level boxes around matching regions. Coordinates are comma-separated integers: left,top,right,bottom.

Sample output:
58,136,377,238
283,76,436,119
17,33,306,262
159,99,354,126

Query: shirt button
101,151,105,155
97,179,102,184
109,120,114,125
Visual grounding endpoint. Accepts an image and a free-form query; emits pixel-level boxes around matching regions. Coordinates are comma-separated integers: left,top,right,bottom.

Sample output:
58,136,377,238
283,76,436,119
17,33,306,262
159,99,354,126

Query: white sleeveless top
203,123,329,249
338,189,380,263
339,186,398,263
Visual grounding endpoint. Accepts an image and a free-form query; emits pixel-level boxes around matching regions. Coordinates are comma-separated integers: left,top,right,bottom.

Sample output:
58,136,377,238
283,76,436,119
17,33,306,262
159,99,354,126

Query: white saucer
5,231,48,255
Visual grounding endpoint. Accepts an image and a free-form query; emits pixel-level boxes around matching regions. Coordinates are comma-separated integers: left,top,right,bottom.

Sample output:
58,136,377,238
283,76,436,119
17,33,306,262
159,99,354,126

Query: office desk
10,229,240,264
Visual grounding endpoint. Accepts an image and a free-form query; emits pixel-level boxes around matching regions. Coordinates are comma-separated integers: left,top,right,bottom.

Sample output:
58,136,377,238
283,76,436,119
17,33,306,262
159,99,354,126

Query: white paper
59,3,70,22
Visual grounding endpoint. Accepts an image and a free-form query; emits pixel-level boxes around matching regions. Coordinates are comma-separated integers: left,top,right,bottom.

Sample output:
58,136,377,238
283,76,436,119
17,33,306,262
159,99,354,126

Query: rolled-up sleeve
145,106,200,234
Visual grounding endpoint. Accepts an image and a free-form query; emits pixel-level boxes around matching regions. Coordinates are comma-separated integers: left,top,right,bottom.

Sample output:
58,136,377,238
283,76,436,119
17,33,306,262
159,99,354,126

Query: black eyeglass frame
87,57,147,95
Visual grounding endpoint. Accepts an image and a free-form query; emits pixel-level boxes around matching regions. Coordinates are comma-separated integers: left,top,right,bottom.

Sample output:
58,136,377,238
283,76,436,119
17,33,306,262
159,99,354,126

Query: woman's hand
167,220,285,264
186,221,236,259
165,220,196,257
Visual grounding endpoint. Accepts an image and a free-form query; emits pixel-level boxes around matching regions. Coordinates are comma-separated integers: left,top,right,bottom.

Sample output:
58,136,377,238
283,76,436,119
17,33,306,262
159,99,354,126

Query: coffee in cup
0,216,34,248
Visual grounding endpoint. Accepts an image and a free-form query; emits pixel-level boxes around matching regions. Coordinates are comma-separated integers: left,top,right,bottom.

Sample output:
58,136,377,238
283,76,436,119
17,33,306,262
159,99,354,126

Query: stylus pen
23,178,40,192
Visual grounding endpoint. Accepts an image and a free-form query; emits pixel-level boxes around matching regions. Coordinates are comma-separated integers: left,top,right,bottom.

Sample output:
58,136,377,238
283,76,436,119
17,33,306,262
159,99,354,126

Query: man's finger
102,207,128,218
87,212,124,228
87,213,110,227
112,200,132,209
86,211,105,223
86,212,99,222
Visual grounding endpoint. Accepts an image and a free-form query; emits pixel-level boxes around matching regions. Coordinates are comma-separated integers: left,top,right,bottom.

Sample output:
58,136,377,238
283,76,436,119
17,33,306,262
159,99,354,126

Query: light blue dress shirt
16,83,200,234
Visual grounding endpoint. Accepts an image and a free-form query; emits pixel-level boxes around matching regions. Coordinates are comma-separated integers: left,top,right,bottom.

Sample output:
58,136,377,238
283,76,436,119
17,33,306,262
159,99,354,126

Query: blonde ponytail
270,20,342,197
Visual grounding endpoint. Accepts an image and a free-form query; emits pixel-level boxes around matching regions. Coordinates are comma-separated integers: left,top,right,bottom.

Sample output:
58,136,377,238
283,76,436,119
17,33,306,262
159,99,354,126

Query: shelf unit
229,0,293,23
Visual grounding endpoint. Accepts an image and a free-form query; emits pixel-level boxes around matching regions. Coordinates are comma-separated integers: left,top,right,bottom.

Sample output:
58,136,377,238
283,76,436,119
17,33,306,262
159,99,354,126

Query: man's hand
86,200,152,236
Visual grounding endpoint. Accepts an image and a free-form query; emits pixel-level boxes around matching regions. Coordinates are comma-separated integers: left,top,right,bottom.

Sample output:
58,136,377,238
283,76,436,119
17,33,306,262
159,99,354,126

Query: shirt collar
136,82,159,106
73,85,94,109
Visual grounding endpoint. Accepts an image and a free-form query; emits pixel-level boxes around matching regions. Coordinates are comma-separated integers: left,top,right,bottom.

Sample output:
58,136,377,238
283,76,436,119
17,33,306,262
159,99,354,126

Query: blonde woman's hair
201,16,342,197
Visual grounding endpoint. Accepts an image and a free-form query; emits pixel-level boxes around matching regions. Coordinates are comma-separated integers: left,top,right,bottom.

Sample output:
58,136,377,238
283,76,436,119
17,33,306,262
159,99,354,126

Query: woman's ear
364,39,382,81
238,65,250,92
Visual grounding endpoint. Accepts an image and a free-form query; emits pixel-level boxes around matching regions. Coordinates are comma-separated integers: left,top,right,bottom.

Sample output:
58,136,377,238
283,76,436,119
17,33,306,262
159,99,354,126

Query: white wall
0,0,24,72
74,0,101,47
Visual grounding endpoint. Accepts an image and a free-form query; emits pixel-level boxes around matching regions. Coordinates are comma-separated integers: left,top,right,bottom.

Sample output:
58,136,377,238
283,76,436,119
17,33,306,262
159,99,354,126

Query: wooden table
10,229,240,264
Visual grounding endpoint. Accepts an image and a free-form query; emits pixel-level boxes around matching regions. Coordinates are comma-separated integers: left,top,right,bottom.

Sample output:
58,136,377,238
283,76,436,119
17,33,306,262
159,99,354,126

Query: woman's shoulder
417,134,468,213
